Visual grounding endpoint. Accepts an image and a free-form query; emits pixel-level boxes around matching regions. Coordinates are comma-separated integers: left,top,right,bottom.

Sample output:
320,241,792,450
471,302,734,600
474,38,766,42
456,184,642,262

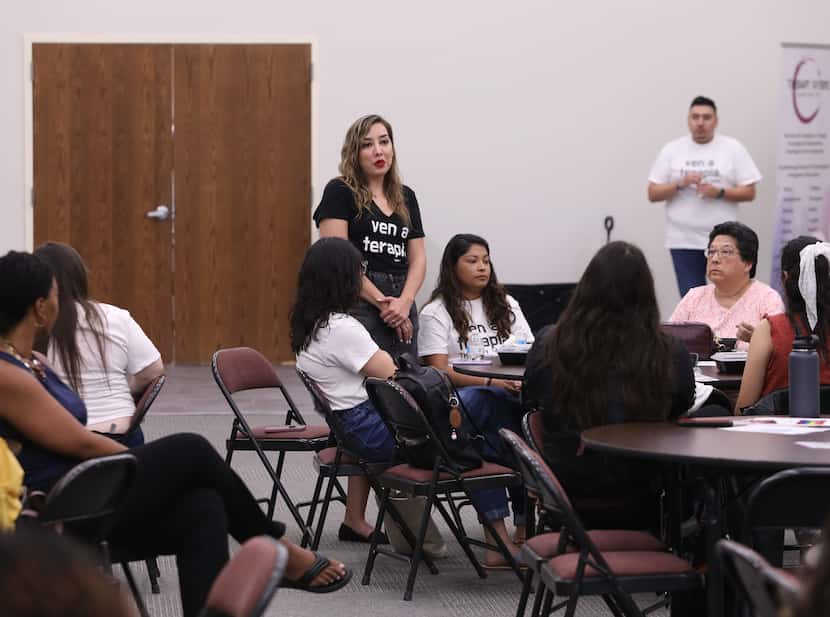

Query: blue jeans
337,400,396,462
459,386,526,525
670,249,707,297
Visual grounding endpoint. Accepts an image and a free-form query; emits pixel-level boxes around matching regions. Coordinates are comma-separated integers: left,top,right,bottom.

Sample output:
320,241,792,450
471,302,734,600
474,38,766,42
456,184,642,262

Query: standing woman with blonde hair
314,115,426,357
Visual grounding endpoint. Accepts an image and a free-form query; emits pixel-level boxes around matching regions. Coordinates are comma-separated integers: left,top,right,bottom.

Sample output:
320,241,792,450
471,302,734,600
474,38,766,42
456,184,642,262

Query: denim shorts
337,400,396,463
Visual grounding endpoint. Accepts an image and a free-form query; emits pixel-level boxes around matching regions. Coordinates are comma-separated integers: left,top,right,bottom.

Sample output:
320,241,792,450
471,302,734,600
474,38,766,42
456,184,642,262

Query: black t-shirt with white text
313,179,425,275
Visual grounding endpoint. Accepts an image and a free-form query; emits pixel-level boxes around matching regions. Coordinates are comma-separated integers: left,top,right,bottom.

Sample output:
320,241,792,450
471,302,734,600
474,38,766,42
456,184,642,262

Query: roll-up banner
772,43,830,288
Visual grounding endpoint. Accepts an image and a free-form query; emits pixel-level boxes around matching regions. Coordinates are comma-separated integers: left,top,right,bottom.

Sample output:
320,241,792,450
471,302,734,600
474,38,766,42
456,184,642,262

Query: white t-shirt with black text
312,179,425,275
648,134,762,249
295,314,379,411
418,296,532,365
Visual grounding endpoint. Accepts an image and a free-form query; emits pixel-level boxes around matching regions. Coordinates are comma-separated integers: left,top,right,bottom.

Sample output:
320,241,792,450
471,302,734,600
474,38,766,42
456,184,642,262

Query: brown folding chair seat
212,348,331,543
295,367,390,550
364,377,523,601
716,539,801,617
500,428,701,617
198,536,288,617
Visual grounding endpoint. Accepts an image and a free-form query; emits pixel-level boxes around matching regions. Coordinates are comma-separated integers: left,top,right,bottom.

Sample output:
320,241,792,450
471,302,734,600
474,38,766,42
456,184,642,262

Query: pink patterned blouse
669,281,785,349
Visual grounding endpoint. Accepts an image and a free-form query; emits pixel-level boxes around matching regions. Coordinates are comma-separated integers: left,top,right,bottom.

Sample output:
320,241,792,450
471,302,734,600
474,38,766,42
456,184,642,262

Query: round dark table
582,419,830,615
582,420,830,470
452,359,526,381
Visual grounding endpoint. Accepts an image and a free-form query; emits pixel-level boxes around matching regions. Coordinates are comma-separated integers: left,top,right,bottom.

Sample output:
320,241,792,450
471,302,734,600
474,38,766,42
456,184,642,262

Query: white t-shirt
48,302,161,427
418,295,532,365
295,314,379,411
648,134,762,249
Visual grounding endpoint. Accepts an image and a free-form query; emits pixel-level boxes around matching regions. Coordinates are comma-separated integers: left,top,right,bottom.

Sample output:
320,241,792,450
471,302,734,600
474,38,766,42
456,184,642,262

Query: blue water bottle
789,335,820,418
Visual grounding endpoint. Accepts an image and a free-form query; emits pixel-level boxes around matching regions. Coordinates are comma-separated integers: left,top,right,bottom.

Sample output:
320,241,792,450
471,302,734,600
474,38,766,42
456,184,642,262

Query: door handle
146,205,170,220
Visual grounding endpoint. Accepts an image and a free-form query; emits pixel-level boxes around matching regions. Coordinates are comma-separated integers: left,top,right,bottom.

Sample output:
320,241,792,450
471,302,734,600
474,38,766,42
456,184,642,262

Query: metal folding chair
212,347,331,543
364,377,523,600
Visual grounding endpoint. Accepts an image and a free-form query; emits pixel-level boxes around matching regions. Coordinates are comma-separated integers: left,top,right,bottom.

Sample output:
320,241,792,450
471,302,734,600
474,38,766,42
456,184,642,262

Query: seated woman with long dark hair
294,237,529,564
736,236,830,410
0,250,350,617
418,233,532,557
34,242,163,447
524,241,695,526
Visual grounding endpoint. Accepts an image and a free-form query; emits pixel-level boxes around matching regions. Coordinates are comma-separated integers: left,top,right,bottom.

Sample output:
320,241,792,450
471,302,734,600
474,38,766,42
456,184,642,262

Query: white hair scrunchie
797,241,830,330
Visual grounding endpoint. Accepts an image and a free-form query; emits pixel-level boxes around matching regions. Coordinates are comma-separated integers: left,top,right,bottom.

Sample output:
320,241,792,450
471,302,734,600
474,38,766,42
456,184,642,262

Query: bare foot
281,541,347,587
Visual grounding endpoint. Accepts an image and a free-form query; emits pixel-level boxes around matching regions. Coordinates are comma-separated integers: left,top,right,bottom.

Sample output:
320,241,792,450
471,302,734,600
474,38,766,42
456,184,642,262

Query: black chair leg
362,487,390,585
266,451,287,520
121,562,150,617
535,587,553,617
434,498,485,577
311,469,340,551
146,558,161,594
403,489,437,601
303,471,327,549
515,570,534,617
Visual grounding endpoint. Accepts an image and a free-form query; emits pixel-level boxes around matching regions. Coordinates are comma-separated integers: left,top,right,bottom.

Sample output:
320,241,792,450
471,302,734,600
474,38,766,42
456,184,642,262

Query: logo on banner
789,57,829,124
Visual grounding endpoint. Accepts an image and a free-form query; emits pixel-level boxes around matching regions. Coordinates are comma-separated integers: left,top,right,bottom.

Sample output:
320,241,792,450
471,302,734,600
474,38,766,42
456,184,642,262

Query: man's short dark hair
709,221,758,278
690,96,717,113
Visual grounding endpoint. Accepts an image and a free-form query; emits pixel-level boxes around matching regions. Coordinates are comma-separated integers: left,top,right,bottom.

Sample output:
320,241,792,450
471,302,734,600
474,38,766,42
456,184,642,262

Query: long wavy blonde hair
338,114,409,226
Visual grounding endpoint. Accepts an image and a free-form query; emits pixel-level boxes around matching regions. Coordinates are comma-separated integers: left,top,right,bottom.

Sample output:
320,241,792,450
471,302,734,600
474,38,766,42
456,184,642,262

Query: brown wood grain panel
32,44,173,360
174,44,311,363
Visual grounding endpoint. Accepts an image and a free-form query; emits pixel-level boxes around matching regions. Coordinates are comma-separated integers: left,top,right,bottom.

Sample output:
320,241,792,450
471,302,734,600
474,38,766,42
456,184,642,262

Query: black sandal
282,552,352,593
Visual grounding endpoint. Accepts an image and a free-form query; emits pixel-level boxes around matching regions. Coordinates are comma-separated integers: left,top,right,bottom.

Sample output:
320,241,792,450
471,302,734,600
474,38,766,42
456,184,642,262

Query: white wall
2,0,829,317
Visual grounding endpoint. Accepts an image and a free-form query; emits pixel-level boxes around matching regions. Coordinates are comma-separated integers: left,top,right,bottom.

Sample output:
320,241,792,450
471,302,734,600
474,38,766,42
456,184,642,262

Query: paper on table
722,424,830,435
696,360,716,367
451,359,493,366
722,417,830,434
694,370,718,383
795,441,830,449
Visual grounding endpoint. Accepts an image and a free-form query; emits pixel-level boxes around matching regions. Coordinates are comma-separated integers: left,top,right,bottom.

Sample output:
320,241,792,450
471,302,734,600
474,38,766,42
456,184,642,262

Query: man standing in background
648,96,762,297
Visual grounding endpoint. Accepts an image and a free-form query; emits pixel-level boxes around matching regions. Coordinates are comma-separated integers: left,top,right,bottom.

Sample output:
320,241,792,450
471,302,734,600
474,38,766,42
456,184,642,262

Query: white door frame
23,33,319,250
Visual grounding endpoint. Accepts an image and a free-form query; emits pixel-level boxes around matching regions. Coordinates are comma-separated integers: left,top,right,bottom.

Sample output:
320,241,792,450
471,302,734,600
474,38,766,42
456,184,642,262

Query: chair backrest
40,453,137,543
212,347,305,425
717,539,801,617
365,377,458,472
521,410,546,454
199,536,288,617
499,428,616,567
129,374,166,433
746,467,830,534
742,385,830,416
295,367,351,447
660,321,714,360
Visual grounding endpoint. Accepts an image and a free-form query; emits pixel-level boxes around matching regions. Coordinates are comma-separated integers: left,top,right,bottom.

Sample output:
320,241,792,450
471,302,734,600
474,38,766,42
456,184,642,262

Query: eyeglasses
705,247,738,259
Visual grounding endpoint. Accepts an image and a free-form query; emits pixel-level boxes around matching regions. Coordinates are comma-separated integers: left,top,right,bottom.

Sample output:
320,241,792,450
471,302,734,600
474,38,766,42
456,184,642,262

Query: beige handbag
384,495,448,559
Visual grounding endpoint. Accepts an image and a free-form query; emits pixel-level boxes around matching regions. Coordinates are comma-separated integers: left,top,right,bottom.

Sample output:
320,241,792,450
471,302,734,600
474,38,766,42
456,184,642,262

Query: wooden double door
32,43,311,363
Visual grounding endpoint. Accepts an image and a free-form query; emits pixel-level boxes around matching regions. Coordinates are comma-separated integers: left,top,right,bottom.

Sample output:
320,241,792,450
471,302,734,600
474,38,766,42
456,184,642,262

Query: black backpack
393,354,483,472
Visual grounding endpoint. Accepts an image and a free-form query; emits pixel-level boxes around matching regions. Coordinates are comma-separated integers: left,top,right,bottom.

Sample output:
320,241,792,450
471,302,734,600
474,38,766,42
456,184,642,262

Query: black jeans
108,433,284,617
353,270,418,359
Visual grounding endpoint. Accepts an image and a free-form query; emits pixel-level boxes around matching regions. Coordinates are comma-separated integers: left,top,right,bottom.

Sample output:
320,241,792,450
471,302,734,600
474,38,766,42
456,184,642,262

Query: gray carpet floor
127,365,671,617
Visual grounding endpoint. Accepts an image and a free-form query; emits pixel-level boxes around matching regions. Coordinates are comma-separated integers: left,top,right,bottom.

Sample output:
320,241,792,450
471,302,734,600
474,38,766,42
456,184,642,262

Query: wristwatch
717,188,726,199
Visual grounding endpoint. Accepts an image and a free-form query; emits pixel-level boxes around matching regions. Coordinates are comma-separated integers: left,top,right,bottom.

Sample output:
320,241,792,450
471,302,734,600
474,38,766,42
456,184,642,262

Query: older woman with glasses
669,221,783,348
